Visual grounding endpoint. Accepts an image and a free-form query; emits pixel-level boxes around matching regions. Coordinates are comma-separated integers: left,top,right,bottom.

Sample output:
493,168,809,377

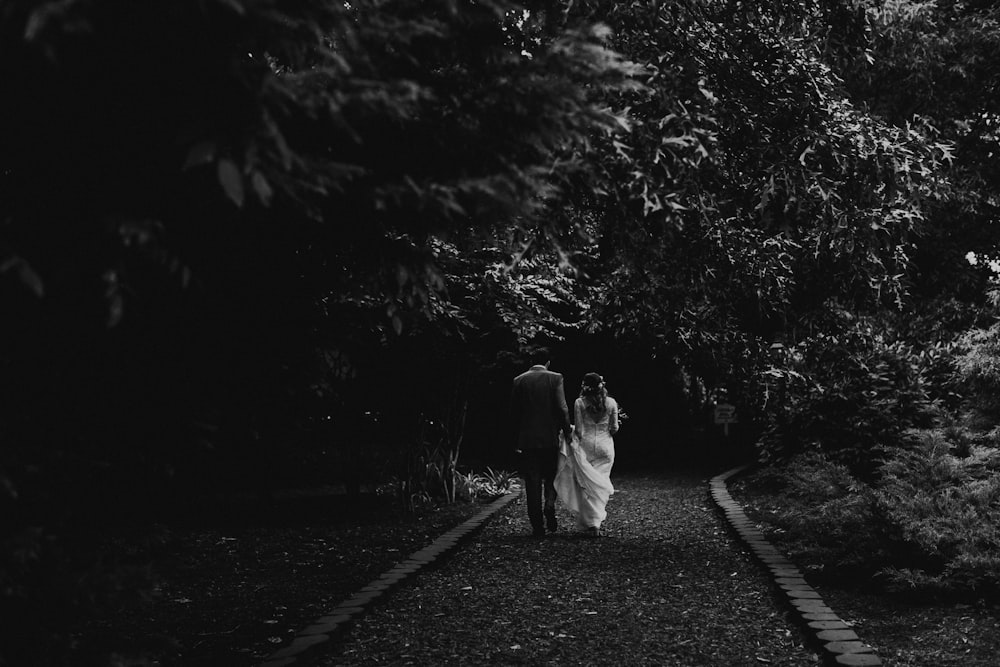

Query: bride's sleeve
573,399,585,435
609,399,620,435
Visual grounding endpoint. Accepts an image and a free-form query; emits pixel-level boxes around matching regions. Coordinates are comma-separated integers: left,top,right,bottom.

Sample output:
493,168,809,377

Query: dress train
554,431,614,529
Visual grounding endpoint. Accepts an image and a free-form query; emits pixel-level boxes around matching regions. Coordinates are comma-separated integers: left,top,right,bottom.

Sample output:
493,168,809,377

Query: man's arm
511,379,522,453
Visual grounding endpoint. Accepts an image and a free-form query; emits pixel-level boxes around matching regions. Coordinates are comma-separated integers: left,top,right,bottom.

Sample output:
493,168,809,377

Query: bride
555,373,620,537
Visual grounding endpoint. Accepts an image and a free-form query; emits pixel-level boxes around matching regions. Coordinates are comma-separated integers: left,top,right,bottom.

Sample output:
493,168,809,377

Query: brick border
710,466,882,667
259,488,522,667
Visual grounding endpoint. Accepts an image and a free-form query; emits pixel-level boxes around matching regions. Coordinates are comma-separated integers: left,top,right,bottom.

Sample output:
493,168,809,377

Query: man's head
529,347,551,367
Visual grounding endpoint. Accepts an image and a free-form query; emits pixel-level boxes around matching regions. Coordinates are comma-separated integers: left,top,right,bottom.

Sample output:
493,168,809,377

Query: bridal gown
554,397,618,530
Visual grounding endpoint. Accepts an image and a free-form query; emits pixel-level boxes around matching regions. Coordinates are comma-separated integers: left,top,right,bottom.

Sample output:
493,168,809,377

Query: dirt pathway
320,471,823,666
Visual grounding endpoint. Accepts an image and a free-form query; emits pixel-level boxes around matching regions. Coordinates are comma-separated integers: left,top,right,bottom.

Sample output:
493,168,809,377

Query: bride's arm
573,399,585,443
609,398,620,435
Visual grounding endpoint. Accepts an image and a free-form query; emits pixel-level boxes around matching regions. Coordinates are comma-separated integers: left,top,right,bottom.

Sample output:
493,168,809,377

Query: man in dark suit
511,347,572,538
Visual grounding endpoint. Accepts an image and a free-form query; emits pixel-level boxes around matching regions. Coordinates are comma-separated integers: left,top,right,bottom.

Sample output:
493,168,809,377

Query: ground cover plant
731,450,1000,666
733,425,1000,600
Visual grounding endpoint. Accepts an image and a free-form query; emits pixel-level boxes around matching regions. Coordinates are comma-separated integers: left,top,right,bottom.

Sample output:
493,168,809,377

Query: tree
0,1,638,662
841,0,1000,306
541,1,953,401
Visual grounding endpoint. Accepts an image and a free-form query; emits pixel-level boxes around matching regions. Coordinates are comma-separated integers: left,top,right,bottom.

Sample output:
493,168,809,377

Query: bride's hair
579,372,609,417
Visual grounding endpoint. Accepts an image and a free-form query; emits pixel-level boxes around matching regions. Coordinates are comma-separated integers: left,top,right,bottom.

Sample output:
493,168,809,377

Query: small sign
714,404,738,424
714,403,738,437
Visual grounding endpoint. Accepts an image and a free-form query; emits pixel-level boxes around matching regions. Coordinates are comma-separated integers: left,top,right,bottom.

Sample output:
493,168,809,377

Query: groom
511,347,572,538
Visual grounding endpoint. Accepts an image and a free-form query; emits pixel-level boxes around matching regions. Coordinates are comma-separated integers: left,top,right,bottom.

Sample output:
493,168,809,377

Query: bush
876,428,1000,598
756,321,953,476
739,453,891,581
742,299,1000,600
457,468,519,501
743,428,1000,601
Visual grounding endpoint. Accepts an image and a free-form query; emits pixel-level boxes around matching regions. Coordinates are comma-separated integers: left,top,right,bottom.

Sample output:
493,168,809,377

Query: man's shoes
531,527,546,539
545,510,558,533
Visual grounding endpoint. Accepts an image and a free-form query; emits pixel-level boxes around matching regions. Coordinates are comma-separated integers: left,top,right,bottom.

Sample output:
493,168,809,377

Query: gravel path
320,471,824,666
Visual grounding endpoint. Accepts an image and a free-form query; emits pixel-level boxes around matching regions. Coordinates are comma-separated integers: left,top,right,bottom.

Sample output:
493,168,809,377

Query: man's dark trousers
520,447,559,533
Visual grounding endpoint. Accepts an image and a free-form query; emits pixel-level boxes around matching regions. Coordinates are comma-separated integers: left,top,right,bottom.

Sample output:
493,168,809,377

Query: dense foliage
3,0,1000,661
739,426,1000,601
0,1,632,662
569,1,954,350
735,0,1000,600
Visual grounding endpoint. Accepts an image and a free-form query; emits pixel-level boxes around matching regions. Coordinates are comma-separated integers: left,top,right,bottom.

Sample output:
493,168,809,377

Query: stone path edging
710,466,883,667
259,488,522,667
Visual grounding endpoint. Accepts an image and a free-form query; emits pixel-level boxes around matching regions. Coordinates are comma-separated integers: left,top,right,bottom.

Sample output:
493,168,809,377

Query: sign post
713,403,738,437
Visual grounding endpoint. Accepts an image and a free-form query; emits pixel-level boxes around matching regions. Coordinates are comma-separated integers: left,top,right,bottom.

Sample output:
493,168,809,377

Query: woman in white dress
555,373,619,537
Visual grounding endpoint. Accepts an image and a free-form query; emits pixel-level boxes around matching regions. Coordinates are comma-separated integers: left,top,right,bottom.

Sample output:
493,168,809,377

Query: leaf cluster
875,428,1000,598
755,314,955,473
555,0,955,377
741,436,1000,600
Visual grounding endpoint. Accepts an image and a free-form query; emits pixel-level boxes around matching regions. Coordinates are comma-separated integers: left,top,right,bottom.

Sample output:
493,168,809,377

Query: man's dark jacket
511,365,571,451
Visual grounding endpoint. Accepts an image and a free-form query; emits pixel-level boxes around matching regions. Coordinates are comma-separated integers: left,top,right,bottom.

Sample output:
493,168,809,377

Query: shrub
757,321,953,476
744,430,1000,600
456,468,519,502
876,428,1000,598
742,453,891,580
955,313,1000,424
